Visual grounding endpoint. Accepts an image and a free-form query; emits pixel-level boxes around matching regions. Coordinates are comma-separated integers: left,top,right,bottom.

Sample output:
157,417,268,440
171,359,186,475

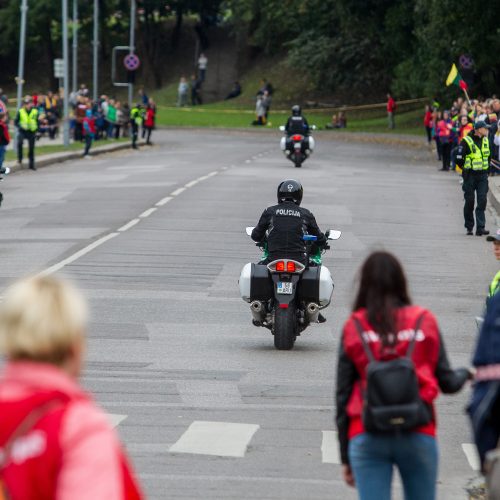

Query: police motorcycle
279,125,316,168
238,229,341,350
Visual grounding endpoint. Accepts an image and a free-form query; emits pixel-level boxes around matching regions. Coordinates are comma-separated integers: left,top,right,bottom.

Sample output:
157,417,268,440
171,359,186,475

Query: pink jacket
0,361,132,500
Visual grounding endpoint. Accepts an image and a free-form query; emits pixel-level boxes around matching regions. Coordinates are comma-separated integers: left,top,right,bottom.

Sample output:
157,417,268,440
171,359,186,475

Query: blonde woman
0,276,143,500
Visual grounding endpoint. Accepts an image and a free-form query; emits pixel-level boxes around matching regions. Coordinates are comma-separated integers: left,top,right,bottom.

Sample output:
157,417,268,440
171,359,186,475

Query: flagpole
463,88,472,108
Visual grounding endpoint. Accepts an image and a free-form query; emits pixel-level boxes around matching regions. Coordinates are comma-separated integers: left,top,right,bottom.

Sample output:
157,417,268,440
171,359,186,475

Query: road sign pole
62,0,70,147
92,0,99,101
72,0,78,94
15,0,29,152
128,0,136,108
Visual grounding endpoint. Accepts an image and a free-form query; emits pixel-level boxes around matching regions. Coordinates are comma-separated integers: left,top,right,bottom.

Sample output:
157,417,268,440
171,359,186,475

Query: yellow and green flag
446,64,468,90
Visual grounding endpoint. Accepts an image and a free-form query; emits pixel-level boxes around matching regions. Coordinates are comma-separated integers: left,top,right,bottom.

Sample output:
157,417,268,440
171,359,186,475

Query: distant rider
283,105,313,154
251,179,327,265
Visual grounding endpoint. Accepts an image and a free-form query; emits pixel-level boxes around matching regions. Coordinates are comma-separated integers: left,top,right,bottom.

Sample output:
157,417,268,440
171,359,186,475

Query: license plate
277,282,293,294
294,143,301,149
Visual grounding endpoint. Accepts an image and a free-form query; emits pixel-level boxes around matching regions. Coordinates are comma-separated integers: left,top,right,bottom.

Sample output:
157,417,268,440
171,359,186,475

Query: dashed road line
139,207,157,218
39,232,119,276
39,167,223,276
108,413,128,428
118,219,140,232
155,196,173,207
171,187,186,196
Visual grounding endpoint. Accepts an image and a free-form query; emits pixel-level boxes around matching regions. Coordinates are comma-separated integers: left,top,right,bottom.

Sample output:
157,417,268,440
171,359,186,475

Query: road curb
4,141,145,173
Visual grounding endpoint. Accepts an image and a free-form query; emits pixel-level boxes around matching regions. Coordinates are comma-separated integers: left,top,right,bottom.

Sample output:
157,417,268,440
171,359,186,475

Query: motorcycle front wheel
273,304,297,350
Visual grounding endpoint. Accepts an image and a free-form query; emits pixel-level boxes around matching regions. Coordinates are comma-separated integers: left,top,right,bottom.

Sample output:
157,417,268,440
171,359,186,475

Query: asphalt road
0,129,496,499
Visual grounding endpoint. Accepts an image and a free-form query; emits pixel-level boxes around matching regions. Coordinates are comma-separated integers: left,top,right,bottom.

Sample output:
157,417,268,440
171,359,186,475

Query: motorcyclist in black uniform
284,105,311,153
251,179,327,265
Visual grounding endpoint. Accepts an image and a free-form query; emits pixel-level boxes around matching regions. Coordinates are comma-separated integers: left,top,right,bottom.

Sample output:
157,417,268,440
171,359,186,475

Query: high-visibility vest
463,135,490,171
489,270,500,298
131,107,143,126
19,108,38,132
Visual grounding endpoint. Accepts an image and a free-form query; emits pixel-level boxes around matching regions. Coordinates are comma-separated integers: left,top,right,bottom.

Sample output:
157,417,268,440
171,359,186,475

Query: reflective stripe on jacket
464,135,490,170
489,271,500,298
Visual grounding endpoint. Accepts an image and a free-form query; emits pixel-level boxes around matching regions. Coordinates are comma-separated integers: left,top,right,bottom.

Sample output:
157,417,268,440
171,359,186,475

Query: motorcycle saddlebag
298,266,334,307
298,267,320,303
250,264,273,301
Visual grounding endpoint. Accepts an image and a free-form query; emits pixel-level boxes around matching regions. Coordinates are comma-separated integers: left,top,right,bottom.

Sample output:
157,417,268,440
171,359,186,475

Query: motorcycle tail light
286,261,296,272
292,135,302,141
276,261,285,272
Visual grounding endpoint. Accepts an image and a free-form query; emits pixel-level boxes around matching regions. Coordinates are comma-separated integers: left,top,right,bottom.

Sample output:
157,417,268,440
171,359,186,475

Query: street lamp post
72,0,78,94
62,0,70,147
128,0,136,108
15,0,29,151
92,0,99,101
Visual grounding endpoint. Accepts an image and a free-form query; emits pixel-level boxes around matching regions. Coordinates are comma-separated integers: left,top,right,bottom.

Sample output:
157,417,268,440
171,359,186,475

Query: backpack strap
406,312,426,358
0,397,67,470
353,317,375,362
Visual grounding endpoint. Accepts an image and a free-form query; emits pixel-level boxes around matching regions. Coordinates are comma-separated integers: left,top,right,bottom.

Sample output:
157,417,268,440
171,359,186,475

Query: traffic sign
123,53,140,71
459,54,474,70
53,58,64,78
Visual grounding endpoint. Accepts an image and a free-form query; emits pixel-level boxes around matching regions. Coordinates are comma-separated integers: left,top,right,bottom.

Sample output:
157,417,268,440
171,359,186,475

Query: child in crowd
82,109,96,158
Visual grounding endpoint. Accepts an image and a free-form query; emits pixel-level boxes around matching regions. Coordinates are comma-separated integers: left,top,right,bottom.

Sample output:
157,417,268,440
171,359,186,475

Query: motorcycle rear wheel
273,304,297,350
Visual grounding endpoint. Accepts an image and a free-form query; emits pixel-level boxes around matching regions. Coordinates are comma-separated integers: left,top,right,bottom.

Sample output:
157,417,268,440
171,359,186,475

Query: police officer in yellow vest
486,230,500,309
14,96,38,170
130,103,143,150
456,119,491,236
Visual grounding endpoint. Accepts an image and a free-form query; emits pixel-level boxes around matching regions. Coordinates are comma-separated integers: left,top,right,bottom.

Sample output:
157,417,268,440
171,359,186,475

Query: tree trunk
43,18,58,91
171,7,183,50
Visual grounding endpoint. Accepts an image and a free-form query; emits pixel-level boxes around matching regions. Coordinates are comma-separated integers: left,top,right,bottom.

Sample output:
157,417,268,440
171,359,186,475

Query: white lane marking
245,159,251,163
462,443,481,471
139,207,157,218
321,431,341,464
39,168,222,275
171,187,186,196
118,219,140,232
39,232,119,276
185,179,199,188
108,413,128,428
156,196,173,207
169,421,259,458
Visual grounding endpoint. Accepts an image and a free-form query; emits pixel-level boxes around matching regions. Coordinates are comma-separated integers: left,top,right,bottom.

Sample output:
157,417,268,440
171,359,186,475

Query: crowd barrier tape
155,97,428,115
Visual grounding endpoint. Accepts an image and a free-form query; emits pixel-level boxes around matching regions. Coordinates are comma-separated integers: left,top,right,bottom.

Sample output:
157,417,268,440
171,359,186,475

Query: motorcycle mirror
310,125,317,130
326,229,342,240
4,167,10,175
246,227,255,236
279,126,285,131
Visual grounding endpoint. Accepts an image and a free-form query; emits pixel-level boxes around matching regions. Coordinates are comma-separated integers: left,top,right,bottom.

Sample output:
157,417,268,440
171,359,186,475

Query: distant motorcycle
279,125,316,168
0,166,10,207
238,228,341,350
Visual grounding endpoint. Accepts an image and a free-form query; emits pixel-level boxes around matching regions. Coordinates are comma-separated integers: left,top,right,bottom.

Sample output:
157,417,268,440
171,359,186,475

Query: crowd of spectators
424,96,500,172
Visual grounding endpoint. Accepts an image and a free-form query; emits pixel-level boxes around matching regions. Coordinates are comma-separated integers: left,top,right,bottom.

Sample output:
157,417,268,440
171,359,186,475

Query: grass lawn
155,106,424,137
5,137,130,162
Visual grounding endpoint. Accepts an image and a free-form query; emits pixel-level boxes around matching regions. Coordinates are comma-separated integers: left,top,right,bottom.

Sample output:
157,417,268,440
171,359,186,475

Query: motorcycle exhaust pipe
306,302,320,323
250,301,265,323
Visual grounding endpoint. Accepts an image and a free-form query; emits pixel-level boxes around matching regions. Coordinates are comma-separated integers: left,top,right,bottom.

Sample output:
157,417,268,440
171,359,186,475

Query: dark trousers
84,135,93,156
17,130,36,168
425,126,432,144
440,142,451,170
144,126,152,144
131,123,139,149
463,171,489,231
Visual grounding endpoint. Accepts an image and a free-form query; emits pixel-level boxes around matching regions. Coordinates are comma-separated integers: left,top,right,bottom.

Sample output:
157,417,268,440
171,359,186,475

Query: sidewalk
4,140,144,173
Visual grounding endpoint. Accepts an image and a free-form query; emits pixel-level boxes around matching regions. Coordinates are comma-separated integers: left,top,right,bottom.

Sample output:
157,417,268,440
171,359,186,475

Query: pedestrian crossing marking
321,431,341,464
462,443,481,471
108,413,128,428
169,420,259,458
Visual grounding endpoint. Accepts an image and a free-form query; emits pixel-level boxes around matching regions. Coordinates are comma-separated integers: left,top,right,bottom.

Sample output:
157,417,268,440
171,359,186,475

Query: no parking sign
123,53,140,71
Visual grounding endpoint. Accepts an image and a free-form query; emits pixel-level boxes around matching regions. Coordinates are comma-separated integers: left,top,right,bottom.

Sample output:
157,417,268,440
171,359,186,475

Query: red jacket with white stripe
336,305,469,465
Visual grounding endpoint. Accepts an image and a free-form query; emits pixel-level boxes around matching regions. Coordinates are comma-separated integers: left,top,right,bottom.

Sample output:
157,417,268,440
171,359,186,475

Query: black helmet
277,179,303,205
291,105,301,116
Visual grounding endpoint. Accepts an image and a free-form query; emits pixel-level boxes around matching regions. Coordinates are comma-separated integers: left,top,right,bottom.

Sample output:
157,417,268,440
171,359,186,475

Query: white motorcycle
279,125,316,168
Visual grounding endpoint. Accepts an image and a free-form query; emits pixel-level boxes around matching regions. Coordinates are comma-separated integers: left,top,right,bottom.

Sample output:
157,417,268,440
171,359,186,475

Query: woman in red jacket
143,99,156,145
423,104,433,145
336,251,471,500
0,276,143,500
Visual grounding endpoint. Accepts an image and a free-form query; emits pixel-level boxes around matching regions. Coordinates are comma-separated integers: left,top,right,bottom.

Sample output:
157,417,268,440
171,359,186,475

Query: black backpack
353,313,432,433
